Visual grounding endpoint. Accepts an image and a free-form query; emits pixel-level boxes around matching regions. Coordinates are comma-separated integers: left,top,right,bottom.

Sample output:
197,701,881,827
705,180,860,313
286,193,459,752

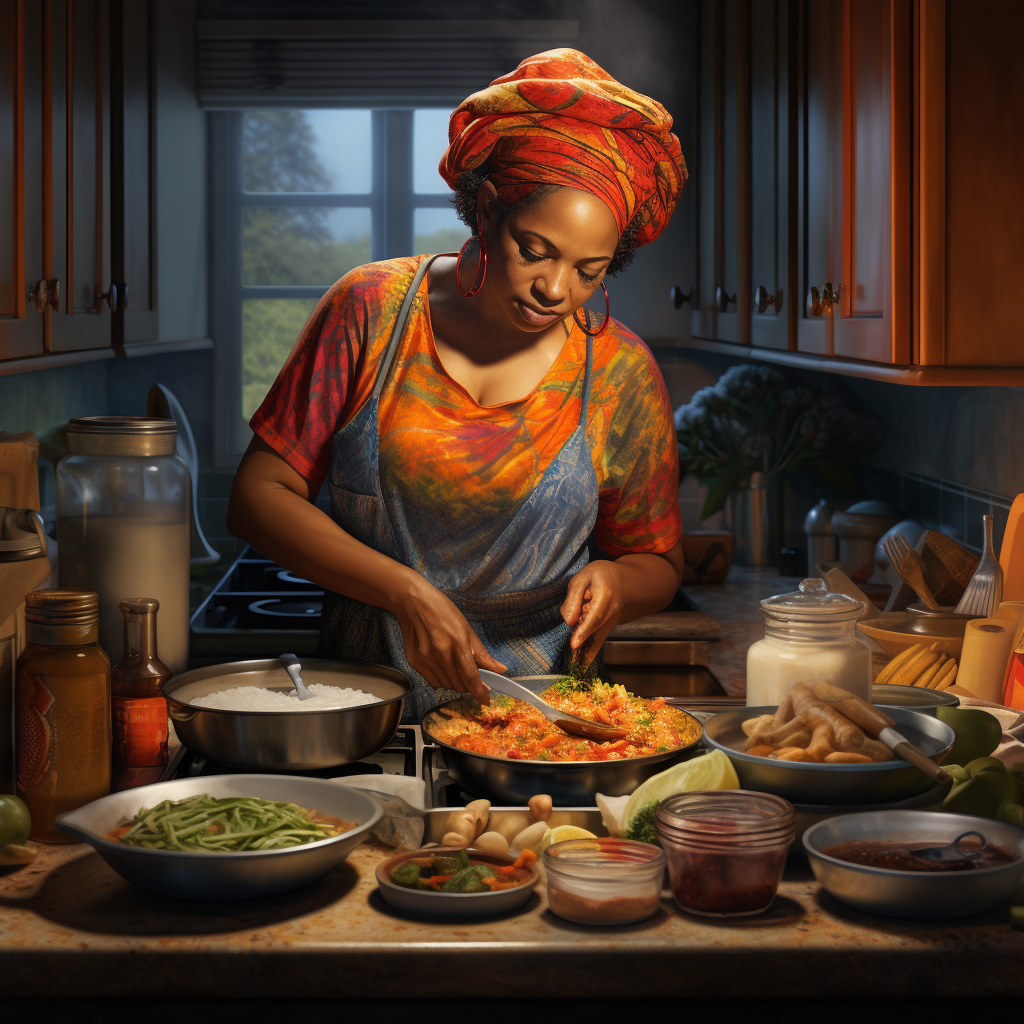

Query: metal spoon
477,669,628,743
909,831,987,863
279,653,315,700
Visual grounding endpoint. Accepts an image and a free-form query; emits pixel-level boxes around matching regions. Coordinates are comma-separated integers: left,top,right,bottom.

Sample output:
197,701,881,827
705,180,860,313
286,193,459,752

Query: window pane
414,207,469,256
243,207,371,286
241,298,320,420
413,108,454,194
243,110,372,193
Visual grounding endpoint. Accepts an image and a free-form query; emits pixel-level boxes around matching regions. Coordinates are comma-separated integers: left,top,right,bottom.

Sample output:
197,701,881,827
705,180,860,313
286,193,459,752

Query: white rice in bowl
190,683,383,712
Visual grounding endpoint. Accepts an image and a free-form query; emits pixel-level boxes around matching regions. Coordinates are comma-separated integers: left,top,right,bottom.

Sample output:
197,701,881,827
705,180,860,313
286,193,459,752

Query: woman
227,49,688,718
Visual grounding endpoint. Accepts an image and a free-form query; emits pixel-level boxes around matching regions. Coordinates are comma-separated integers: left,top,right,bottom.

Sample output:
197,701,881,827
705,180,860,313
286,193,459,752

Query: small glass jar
656,790,795,917
15,590,112,842
745,577,870,706
543,838,666,925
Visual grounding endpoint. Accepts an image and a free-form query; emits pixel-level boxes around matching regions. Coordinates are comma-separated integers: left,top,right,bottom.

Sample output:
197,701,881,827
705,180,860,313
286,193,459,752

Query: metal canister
803,499,837,575
56,417,190,673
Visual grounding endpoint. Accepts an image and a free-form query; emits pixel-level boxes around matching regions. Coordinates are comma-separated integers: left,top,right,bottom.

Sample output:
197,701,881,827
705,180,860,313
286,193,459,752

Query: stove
191,546,323,659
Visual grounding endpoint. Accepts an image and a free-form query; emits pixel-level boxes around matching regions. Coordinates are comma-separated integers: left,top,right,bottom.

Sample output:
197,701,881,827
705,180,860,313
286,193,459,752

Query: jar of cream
745,577,870,706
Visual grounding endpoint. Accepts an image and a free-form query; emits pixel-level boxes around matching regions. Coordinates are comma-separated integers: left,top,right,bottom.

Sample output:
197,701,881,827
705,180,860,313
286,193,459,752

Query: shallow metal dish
55,775,382,901
803,809,1024,919
422,675,704,805
164,659,412,769
703,705,954,805
375,845,540,920
870,683,959,715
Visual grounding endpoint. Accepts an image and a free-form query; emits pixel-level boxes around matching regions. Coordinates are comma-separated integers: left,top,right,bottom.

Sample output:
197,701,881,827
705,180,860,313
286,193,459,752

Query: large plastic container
56,417,190,674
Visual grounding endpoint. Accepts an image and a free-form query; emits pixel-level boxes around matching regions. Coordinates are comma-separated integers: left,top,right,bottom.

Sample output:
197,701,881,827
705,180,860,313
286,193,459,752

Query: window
211,107,470,461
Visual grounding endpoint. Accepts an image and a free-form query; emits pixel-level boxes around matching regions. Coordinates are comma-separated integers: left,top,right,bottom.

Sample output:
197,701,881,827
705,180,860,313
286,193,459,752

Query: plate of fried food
704,683,954,805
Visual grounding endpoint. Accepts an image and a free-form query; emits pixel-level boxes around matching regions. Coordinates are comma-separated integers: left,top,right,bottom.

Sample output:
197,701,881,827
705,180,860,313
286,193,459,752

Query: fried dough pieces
742,682,894,764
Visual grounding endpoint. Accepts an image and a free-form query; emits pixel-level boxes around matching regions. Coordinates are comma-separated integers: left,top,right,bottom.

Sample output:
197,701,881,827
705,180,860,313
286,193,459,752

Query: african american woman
227,49,689,718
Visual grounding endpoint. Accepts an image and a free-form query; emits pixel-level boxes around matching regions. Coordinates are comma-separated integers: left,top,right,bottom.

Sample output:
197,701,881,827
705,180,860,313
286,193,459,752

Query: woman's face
477,182,620,333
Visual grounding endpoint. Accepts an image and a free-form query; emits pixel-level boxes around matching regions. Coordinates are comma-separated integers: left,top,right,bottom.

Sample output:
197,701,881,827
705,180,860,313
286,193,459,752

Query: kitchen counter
682,566,799,699
3,833,1024,1001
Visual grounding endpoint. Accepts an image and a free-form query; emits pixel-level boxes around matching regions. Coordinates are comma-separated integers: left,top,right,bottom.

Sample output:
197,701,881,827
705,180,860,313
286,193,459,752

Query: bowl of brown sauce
803,809,1024,919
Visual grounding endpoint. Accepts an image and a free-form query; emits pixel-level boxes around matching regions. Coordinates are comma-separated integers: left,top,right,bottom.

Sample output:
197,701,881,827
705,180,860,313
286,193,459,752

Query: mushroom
472,831,510,858
528,794,552,823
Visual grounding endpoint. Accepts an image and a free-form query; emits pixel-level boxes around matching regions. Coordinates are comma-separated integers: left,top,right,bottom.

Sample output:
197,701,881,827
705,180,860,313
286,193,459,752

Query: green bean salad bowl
56,775,382,900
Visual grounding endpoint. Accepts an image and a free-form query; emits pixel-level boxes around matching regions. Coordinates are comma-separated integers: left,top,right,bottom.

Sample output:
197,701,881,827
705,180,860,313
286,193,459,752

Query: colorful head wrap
439,49,687,248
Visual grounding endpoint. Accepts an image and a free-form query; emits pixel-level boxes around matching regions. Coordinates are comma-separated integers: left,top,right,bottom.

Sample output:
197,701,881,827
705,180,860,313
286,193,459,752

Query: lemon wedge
537,824,597,854
622,749,739,836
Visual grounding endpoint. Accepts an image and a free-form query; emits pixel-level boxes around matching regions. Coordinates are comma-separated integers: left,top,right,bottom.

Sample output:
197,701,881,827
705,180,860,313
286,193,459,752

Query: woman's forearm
613,549,684,622
226,448,419,616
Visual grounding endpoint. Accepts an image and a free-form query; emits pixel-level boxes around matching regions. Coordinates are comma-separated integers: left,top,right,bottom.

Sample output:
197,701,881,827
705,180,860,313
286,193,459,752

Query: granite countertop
3,833,1024,1000
681,566,799,698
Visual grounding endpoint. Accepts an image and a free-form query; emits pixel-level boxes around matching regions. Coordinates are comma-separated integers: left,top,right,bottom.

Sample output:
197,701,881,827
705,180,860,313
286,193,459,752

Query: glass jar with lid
745,577,870,706
56,417,190,674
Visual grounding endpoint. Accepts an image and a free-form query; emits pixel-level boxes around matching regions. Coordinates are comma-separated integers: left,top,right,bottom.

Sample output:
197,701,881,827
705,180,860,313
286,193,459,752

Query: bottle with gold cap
15,590,111,843
111,597,171,769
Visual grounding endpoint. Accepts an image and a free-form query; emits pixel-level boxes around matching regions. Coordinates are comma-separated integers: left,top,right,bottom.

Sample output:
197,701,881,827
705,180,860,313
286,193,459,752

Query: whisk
954,514,1003,616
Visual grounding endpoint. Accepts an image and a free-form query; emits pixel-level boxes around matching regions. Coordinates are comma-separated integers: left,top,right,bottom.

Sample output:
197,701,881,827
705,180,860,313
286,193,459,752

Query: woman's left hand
560,561,625,665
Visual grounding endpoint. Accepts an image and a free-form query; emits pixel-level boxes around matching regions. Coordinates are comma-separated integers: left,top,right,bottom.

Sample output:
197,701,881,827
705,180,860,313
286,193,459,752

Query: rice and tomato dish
423,679,700,762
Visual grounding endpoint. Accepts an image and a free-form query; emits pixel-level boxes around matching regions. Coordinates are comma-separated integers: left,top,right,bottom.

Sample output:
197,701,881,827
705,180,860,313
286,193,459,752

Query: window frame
209,104,461,469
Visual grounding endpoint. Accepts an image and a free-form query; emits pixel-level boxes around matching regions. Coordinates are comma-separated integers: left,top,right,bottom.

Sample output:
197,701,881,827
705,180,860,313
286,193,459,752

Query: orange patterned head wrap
439,49,687,248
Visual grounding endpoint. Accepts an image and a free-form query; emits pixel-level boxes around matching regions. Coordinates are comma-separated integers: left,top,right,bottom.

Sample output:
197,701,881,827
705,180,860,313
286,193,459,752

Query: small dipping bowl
543,838,666,926
656,790,796,917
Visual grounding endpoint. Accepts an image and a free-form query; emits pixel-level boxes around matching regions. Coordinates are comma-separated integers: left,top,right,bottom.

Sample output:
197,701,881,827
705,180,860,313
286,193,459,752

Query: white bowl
56,775,382,900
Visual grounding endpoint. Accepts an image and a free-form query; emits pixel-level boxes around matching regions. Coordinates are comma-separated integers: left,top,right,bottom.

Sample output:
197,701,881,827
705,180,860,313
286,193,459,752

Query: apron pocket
329,488,389,551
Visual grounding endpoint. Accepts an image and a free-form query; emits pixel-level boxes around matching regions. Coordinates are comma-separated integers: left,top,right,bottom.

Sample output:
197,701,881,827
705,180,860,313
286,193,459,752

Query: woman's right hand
392,574,506,704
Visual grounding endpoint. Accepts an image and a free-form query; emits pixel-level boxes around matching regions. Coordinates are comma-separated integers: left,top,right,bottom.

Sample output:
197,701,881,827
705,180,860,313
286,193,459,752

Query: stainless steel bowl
703,705,954,805
870,683,960,715
55,775,382,900
422,675,704,805
803,809,1024,919
163,659,412,769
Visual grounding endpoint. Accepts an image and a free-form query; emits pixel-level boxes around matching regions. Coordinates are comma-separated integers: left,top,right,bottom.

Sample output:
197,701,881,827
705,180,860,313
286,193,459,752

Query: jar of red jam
655,790,795,917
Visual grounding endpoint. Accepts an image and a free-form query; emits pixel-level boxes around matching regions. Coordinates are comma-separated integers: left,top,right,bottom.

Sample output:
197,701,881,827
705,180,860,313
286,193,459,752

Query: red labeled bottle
111,598,171,768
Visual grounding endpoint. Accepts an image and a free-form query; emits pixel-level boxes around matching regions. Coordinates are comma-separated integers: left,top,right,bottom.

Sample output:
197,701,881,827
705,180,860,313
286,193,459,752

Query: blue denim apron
318,256,598,720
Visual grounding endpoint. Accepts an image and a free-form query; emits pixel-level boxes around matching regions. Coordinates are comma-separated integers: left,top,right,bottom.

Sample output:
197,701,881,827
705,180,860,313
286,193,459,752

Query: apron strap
370,255,437,402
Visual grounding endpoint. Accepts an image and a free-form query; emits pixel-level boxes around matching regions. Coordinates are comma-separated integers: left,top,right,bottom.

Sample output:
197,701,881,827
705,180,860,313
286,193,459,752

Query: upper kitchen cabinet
796,0,911,365
0,0,156,366
691,0,794,351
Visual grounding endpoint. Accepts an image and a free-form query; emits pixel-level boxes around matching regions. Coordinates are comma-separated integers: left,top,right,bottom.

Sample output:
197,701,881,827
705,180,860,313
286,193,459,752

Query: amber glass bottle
111,597,171,768
16,591,111,843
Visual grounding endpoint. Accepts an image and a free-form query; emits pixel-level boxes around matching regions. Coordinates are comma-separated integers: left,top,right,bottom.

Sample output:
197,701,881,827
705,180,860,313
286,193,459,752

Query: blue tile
965,496,990,551
940,485,966,542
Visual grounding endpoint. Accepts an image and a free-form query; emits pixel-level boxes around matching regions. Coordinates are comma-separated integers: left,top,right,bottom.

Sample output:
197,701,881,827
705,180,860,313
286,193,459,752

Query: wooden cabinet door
831,0,910,363
111,0,157,345
49,0,113,353
749,0,793,351
692,0,748,343
0,0,46,360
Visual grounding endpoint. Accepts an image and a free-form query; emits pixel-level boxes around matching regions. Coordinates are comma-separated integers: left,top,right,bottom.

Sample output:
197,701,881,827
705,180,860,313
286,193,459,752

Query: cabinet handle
715,286,737,313
670,285,693,309
754,285,781,314
96,284,118,312
807,282,839,317
28,279,60,313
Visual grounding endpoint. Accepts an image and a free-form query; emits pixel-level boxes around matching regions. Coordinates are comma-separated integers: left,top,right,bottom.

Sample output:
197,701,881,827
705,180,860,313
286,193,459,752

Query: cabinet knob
754,285,781,314
96,284,118,312
670,285,693,309
28,278,60,313
715,286,737,313
120,282,129,310
807,282,839,317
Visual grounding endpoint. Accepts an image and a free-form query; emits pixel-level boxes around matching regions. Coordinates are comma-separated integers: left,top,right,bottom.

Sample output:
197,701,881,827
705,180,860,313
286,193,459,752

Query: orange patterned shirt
251,257,682,557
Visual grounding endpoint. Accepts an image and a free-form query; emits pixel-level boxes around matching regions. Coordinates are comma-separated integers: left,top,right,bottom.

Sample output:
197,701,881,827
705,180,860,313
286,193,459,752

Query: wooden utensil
919,531,980,607
883,533,940,610
810,681,952,785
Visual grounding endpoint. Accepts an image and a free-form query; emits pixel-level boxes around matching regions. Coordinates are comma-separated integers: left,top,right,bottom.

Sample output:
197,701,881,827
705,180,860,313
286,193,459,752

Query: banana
875,645,919,686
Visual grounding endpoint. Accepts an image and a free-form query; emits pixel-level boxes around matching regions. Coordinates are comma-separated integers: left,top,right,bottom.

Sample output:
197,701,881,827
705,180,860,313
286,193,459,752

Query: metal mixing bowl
870,683,959,715
703,705,954,805
803,809,1024,919
55,775,382,900
422,674,704,805
163,659,412,770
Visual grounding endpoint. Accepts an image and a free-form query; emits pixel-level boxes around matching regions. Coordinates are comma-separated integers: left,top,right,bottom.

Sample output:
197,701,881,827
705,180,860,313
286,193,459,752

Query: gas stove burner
277,569,314,586
247,597,323,620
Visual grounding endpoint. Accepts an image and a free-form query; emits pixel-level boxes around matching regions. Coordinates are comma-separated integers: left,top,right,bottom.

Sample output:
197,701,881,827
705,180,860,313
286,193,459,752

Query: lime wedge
621,749,739,835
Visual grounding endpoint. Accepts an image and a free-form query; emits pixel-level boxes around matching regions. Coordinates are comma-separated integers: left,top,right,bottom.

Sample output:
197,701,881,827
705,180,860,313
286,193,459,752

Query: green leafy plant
675,364,878,519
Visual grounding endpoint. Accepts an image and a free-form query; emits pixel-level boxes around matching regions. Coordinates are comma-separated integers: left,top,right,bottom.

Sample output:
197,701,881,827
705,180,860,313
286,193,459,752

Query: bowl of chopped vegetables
55,775,382,900
375,845,540,919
